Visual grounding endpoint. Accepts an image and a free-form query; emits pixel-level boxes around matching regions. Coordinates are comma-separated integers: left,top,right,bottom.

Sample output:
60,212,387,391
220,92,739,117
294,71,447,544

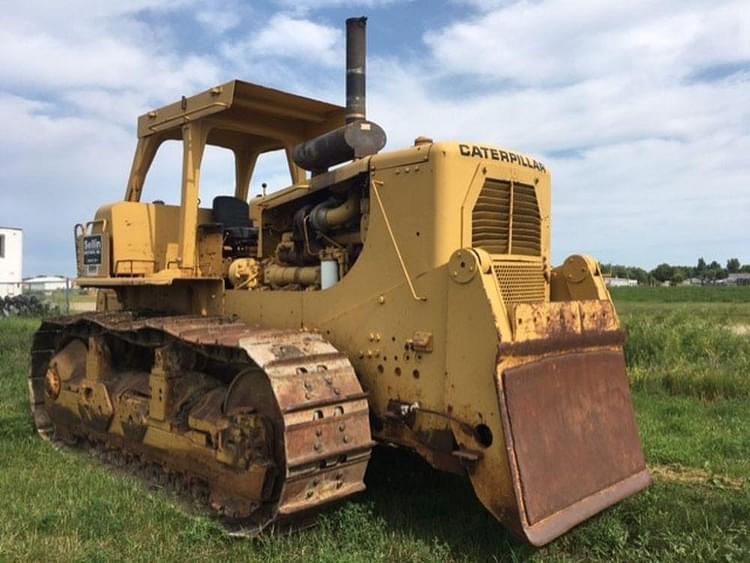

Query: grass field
1,288,749,562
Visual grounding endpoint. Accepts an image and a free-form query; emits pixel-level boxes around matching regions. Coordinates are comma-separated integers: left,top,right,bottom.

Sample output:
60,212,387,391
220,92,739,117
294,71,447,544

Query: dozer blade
499,348,650,545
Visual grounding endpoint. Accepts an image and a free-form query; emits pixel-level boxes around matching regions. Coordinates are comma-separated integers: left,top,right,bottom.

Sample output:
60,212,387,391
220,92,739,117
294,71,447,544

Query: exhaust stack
293,17,386,174
345,16,367,123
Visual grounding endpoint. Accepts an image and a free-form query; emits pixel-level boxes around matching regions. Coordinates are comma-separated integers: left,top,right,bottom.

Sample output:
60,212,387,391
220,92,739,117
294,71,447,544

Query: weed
623,309,750,399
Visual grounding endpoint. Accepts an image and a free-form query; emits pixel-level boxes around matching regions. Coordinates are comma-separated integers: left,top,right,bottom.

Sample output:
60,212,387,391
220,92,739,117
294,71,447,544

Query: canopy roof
137,80,346,154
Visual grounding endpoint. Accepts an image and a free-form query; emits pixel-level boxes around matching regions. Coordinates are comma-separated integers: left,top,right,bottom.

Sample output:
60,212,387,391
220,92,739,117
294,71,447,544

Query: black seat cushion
225,226,257,240
213,196,251,228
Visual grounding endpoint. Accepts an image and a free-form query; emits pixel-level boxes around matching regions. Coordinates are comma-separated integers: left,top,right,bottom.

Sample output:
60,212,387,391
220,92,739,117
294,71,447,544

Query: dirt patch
729,324,750,336
650,464,745,490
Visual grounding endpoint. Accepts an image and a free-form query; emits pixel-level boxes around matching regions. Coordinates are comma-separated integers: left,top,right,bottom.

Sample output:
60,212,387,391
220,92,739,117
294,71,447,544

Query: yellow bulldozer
29,17,649,545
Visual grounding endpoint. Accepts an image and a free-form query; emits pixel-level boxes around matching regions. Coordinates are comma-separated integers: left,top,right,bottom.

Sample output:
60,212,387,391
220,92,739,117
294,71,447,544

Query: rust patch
502,350,647,527
507,301,622,357
45,368,62,399
499,329,625,357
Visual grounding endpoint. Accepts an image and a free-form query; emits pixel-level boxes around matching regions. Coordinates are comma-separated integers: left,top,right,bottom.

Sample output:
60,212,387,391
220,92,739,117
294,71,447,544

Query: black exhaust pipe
345,16,367,123
293,17,386,174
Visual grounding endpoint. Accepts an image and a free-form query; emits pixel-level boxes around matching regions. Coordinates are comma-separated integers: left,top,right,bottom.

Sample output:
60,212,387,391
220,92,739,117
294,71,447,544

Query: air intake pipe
293,17,386,173
309,191,361,232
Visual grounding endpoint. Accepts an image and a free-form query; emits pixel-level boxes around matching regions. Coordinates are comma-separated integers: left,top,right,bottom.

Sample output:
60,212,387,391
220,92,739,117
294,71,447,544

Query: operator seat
212,196,258,256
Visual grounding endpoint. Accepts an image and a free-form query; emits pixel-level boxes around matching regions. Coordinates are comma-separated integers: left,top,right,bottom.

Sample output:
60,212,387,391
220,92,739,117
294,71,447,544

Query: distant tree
611,265,627,278
696,257,707,280
629,267,649,284
705,260,727,281
672,267,689,284
602,263,644,282
651,263,674,283
600,258,741,284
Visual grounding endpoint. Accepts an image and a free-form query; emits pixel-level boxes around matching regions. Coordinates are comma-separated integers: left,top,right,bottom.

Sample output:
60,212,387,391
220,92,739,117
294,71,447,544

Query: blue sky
1,0,748,276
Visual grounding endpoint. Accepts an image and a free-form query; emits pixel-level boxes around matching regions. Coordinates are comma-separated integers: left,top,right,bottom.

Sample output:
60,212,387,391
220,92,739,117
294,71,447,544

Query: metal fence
0,278,82,316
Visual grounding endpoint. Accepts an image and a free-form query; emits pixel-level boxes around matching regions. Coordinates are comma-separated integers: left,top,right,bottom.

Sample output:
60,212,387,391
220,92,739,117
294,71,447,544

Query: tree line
601,258,750,285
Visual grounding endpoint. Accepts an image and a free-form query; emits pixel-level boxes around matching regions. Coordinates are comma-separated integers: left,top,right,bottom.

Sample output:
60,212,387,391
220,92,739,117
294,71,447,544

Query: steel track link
28,312,375,536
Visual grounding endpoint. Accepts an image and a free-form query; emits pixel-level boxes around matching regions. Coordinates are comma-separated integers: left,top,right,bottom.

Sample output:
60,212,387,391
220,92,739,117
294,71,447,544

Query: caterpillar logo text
459,143,546,172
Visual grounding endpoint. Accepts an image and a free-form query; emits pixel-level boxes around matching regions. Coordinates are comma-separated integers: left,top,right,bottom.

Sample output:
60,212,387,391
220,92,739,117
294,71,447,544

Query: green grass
1,295,749,562
618,301,750,325
615,286,750,399
611,285,750,303
621,308,750,399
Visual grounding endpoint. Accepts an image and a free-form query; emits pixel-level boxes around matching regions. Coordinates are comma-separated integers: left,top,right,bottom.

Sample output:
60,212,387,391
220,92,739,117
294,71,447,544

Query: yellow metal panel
90,202,211,278
178,121,210,272
138,82,236,137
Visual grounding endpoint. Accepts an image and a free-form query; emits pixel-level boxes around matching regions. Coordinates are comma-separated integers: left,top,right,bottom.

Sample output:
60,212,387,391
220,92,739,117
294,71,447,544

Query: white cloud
195,0,247,33
226,14,343,67
196,10,238,34
1,1,194,23
0,18,219,94
273,0,409,15
546,131,750,264
426,0,750,86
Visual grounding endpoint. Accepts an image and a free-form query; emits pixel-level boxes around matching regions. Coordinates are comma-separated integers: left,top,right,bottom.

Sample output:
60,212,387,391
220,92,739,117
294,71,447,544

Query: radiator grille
493,261,546,306
472,180,541,256
511,183,542,255
472,180,511,254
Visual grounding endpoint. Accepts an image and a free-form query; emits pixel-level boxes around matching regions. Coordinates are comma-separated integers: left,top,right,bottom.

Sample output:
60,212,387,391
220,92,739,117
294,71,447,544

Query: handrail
73,223,84,265
84,218,108,235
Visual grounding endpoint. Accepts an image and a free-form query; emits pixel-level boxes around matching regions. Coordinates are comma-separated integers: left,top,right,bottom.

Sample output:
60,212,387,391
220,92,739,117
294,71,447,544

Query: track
29,312,374,535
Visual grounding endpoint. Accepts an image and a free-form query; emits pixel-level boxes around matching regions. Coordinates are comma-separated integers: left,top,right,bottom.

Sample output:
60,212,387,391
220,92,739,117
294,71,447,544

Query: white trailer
0,227,23,298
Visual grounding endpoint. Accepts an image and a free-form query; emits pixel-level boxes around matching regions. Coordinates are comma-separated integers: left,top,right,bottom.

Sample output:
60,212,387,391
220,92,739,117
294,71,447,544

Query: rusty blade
500,350,650,545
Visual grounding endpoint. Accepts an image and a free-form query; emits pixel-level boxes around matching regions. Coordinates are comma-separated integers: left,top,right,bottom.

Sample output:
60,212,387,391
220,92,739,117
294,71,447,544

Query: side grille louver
472,180,541,257
472,179,545,306
510,184,542,255
472,180,511,254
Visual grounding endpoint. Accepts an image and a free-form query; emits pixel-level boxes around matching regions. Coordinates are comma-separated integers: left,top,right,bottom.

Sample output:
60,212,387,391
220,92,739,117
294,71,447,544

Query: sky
0,0,748,276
